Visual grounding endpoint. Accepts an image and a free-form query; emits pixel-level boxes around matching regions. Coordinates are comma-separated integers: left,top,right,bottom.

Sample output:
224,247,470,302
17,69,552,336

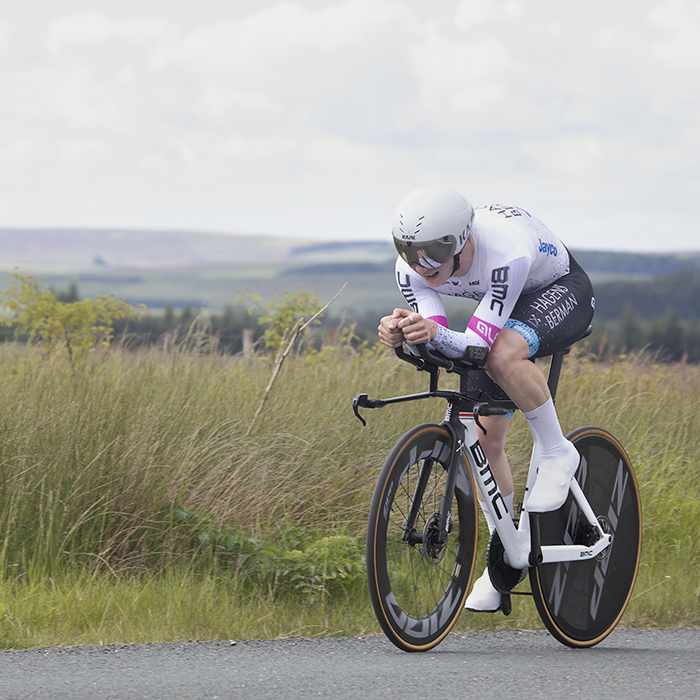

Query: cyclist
377,187,595,613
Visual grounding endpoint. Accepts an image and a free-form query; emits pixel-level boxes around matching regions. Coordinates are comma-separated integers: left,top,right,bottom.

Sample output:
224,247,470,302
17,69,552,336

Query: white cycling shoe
527,443,581,513
464,568,502,613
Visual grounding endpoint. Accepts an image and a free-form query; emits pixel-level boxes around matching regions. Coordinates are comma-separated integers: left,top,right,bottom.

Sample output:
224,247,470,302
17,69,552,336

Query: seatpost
546,348,569,403
548,325,593,402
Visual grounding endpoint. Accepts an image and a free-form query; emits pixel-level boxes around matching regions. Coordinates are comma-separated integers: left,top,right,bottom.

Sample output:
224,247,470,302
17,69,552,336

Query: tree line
121,269,700,362
591,269,700,322
587,269,700,362
2,269,699,362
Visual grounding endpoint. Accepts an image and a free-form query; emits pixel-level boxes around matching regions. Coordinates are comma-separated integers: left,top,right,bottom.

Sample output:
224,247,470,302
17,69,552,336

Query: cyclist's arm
429,257,530,358
395,260,448,325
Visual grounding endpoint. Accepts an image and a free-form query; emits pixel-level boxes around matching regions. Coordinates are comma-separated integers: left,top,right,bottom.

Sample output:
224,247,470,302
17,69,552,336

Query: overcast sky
1,0,699,251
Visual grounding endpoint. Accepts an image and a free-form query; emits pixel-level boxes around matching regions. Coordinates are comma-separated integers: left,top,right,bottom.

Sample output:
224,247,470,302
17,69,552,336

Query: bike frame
353,337,611,574
457,408,612,570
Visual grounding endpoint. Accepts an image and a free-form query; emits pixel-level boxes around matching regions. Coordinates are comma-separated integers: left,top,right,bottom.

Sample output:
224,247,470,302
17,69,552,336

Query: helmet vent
413,215,424,236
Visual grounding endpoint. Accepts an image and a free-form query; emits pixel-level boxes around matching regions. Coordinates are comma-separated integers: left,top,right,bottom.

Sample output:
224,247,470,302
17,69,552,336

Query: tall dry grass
0,342,698,647
555,352,700,626
0,342,432,575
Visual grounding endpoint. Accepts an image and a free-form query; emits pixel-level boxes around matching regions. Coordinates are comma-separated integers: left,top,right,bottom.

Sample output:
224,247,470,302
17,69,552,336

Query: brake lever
352,393,386,427
473,402,510,436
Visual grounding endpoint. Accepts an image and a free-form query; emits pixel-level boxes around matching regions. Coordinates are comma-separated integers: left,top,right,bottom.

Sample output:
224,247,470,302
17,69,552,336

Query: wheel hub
422,513,447,565
596,515,613,561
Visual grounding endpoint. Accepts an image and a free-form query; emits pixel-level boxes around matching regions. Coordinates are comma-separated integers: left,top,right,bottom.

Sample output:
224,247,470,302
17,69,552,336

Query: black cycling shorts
504,253,595,359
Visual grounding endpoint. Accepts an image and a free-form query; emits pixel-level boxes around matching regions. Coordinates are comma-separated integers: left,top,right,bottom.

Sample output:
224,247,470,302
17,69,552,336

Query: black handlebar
394,343,489,375
353,344,503,427
355,328,593,427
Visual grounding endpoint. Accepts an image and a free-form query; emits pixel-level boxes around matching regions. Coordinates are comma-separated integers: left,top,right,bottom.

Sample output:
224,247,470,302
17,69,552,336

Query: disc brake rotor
422,513,447,565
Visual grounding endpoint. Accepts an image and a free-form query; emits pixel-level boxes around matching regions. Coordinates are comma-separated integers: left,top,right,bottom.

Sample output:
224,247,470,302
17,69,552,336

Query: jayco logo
539,239,558,257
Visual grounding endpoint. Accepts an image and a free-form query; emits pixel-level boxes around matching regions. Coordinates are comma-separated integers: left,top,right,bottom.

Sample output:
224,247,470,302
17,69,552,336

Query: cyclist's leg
486,331,549,412
465,496,516,612
486,258,595,512
476,414,514,501
486,329,580,512
466,414,516,612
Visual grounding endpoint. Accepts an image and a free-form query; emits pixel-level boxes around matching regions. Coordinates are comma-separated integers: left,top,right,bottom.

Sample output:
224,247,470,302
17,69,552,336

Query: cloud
151,0,418,138
522,135,607,177
410,29,512,126
47,11,174,54
157,1,410,89
648,0,700,71
0,18,8,50
0,0,698,251
454,0,524,30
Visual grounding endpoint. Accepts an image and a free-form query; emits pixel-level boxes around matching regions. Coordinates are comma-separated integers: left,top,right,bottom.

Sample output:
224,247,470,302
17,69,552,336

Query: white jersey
396,204,571,353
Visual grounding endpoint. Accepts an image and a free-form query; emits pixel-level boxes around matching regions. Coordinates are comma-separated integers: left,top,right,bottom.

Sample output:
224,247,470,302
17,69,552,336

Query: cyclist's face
411,236,473,287
411,258,454,287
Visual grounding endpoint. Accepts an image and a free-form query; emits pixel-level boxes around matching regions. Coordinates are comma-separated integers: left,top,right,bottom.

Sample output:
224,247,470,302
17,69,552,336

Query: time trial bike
352,330,641,651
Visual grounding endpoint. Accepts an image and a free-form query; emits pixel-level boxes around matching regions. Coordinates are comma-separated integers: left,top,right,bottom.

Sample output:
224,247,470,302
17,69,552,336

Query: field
3,228,700,317
0,335,698,650
0,229,403,314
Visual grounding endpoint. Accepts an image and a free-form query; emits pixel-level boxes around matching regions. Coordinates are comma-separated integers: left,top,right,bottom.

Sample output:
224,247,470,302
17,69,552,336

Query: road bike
352,330,641,651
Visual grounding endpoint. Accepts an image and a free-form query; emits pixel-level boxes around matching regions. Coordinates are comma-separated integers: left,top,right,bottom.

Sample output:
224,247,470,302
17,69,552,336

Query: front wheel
366,424,479,652
530,427,642,648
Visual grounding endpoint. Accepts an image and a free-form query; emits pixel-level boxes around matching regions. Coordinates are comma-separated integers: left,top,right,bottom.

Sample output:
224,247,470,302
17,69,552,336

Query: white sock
478,492,514,534
523,398,569,459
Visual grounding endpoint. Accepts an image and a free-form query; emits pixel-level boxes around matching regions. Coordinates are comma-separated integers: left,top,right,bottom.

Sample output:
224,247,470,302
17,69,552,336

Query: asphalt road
1,629,698,700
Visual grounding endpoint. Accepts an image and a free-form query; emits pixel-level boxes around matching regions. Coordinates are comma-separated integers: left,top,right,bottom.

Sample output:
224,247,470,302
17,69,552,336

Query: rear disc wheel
529,427,641,647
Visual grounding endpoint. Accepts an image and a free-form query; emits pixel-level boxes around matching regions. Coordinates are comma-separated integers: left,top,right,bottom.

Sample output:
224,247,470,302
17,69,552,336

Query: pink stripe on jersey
467,316,501,347
428,315,448,327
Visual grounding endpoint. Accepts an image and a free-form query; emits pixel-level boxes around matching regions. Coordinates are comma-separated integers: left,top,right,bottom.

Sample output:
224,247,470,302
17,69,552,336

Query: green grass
0,568,377,649
0,342,698,649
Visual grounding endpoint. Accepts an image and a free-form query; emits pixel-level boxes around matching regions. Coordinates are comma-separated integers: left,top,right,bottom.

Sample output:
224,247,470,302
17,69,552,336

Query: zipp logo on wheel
383,587,464,640
589,458,628,620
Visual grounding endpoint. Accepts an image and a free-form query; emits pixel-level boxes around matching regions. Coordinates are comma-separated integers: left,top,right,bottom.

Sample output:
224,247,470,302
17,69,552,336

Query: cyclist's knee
486,330,528,384
477,415,509,454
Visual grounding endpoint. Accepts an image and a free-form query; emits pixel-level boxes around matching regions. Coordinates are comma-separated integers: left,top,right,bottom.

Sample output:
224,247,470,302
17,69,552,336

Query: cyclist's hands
378,309,436,347
378,310,405,347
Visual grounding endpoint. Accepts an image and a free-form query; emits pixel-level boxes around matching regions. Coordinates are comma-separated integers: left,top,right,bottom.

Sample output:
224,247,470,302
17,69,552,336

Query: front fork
400,404,464,549
401,401,510,552
402,456,436,546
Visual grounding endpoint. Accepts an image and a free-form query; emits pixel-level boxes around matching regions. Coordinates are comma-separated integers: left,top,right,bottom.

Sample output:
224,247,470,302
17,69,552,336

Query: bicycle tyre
530,427,642,648
367,423,479,652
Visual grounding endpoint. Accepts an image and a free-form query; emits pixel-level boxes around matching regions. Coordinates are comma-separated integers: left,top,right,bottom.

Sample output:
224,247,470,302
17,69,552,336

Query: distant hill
0,229,317,271
1,228,699,317
592,269,700,321
0,229,403,313
2,228,698,275
571,250,700,278
0,229,396,272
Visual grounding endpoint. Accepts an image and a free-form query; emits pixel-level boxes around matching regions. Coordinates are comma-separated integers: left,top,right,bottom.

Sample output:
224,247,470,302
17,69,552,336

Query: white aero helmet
392,187,474,270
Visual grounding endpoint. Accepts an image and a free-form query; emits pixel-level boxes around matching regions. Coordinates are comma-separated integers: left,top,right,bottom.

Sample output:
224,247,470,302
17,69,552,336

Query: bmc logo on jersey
538,239,558,257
